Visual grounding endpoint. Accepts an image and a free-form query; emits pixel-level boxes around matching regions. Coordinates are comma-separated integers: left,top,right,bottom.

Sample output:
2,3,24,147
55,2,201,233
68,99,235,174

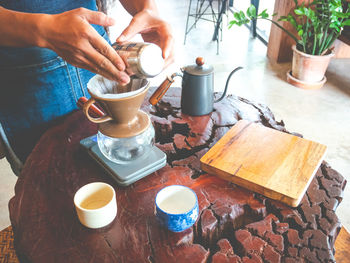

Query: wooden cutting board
200,120,327,207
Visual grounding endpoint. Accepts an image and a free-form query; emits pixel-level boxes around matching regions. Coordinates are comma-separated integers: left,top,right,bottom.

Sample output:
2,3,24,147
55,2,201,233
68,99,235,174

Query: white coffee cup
74,182,117,229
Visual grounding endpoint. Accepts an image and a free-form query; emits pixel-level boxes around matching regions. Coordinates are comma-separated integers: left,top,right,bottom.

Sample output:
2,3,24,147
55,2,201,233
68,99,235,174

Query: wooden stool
0,226,19,263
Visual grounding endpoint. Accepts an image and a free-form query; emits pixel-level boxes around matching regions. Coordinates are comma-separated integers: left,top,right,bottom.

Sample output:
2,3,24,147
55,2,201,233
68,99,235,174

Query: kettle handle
214,67,243,103
149,73,182,106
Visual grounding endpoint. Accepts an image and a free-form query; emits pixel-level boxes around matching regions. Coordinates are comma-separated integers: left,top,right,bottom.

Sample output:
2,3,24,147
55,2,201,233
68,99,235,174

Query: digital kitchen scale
80,135,167,187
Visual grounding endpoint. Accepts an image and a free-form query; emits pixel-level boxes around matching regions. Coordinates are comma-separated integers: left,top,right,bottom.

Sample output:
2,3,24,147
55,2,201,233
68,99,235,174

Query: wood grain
200,120,327,207
267,0,302,62
335,227,350,262
333,38,350,58
8,88,346,263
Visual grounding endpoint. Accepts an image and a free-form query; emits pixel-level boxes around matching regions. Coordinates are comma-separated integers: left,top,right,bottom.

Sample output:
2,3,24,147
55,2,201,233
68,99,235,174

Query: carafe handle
83,98,113,123
149,73,182,106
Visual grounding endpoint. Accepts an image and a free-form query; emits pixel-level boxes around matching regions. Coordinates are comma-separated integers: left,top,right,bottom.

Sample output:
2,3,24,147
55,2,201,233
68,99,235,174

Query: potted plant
229,0,350,89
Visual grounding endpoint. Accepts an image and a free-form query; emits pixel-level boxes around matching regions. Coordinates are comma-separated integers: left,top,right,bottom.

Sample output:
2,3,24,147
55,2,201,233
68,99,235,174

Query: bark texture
9,88,346,263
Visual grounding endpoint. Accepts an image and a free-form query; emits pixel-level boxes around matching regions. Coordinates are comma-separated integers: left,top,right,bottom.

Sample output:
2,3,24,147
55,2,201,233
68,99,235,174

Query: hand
39,8,130,84
116,9,174,68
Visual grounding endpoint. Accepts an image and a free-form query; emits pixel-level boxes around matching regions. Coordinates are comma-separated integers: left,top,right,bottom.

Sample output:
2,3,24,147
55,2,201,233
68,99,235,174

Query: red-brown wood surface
9,88,346,263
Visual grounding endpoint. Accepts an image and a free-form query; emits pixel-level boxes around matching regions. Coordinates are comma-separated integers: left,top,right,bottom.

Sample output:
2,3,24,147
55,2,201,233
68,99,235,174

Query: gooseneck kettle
149,57,243,116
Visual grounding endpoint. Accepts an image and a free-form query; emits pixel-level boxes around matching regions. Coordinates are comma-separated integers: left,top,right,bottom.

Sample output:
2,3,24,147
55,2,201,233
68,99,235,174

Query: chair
0,135,5,160
184,0,228,54
0,123,23,176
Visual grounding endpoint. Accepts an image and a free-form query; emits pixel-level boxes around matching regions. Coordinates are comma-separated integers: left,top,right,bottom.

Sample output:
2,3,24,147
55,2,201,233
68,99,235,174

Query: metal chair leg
212,0,227,54
185,0,211,44
184,0,226,54
195,0,201,28
0,122,23,176
184,0,193,44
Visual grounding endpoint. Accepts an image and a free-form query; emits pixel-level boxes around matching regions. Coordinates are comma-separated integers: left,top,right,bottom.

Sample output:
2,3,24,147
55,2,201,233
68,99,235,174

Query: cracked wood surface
9,87,346,263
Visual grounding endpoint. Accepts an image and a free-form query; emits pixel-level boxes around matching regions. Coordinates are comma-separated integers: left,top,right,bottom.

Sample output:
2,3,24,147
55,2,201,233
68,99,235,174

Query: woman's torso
0,0,108,162
0,0,104,67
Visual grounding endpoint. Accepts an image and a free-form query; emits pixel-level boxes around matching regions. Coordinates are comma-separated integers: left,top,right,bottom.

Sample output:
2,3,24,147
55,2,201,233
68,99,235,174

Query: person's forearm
0,6,47,47
119,0,158,16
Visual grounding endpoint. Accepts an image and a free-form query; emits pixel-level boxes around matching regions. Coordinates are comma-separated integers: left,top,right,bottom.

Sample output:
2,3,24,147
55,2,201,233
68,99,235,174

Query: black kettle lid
183,57,214,76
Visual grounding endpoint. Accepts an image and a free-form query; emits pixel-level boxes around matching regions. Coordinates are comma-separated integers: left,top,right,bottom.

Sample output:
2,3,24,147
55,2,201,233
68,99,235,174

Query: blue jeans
0,30,110,162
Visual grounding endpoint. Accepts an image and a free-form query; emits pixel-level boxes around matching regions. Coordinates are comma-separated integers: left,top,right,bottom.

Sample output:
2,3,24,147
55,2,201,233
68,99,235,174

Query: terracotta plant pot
291,45,334,83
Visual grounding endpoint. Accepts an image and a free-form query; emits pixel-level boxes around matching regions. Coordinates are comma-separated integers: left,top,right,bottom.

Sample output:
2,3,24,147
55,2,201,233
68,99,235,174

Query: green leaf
329,23,340,31
298,29,304,36
316,33,324,41
278,15,287,20
294,8,304,16
239,11,246,20
260,9,269,19
334,11,350,19
247,5,256,18
308,9,315,19
233,12,241,21
289,14,297,28
342,19,350,26
228,22,235,29
237,19,250,26
277,14,298,30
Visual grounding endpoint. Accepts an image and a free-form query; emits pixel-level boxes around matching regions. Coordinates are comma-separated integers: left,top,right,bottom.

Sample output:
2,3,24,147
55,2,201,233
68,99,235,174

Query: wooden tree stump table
9,88,347,263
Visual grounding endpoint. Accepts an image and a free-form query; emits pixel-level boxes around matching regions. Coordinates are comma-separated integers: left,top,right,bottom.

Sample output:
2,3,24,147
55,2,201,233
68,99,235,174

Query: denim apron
0,0,110,162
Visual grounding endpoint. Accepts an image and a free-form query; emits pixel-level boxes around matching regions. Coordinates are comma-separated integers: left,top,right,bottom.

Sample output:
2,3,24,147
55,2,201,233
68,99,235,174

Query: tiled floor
0,0,349,232
0,159,17,230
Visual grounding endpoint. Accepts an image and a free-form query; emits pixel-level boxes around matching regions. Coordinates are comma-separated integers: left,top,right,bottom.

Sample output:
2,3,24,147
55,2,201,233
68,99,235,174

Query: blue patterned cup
155,185,199,232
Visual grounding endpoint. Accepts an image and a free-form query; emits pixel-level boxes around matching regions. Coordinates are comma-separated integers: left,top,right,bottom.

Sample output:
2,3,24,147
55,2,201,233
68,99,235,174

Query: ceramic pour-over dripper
84,76,150,138
83,76,155,164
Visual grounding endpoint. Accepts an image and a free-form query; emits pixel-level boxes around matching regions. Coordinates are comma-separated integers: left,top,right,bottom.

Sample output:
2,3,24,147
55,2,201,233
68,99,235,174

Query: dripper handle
77,97,105,118
83,98,113,123
149,73,182,106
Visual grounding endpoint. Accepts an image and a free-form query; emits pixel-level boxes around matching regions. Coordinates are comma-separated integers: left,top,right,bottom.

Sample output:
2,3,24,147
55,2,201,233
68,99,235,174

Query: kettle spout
214,67,243,103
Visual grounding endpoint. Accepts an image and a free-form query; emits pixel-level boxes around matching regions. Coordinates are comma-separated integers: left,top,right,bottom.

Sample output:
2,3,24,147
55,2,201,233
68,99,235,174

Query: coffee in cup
74,182,117,229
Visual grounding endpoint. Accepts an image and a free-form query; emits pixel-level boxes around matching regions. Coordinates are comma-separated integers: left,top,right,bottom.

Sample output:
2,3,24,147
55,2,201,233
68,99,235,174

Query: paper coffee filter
87,75,148,99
